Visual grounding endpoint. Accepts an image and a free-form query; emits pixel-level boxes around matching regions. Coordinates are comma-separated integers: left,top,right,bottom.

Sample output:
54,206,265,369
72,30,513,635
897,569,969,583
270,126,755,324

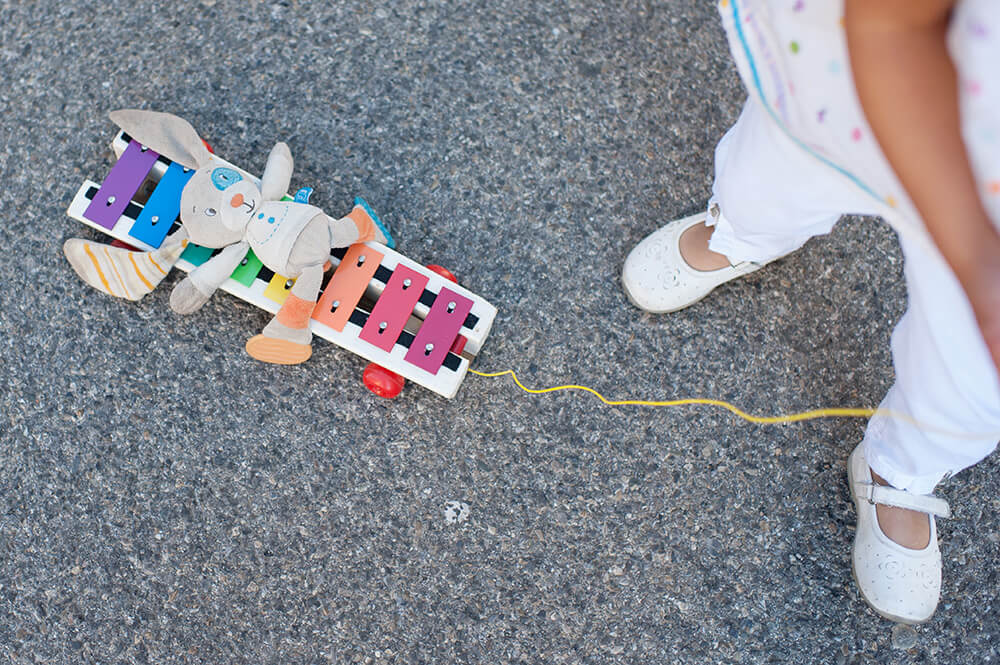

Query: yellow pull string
469,368,998,438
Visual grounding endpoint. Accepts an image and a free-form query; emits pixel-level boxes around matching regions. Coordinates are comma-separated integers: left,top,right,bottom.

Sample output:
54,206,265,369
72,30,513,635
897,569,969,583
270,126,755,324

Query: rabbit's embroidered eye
211,167,243,190
205,208,217,217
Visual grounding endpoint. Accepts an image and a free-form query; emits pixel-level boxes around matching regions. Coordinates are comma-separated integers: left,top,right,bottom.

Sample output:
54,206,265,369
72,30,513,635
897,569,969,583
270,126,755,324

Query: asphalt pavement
1,1,998,663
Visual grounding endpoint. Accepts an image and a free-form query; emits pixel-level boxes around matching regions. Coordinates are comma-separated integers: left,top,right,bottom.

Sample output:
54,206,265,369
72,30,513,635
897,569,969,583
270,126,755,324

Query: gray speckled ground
2,1,998,664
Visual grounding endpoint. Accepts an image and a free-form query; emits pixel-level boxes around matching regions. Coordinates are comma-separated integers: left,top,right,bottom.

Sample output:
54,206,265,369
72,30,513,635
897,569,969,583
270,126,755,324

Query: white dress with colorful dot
714,0,999,240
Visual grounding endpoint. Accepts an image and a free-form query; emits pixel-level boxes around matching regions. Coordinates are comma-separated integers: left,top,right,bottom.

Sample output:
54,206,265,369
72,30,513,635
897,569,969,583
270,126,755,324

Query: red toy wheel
363,363,405,398
425,264,457,283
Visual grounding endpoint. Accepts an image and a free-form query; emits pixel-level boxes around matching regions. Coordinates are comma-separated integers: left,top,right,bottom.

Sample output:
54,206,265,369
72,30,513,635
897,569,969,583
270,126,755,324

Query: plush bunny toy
64,110,393,365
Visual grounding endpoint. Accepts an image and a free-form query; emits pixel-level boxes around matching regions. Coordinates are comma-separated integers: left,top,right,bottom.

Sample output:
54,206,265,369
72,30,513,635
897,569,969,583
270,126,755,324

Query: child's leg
849,229,1000,623
863,233,1000,494
623,96,880,312
707,97,877,262
712,98,1000,486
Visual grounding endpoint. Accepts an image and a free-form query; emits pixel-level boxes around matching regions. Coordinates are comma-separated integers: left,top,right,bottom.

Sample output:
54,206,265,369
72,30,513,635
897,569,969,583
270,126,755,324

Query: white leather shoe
848,443,951,624
622,212,767,313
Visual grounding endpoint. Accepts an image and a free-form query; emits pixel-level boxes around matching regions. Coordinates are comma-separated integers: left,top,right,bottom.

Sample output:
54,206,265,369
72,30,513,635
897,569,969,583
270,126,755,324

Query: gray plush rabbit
64,110,392,365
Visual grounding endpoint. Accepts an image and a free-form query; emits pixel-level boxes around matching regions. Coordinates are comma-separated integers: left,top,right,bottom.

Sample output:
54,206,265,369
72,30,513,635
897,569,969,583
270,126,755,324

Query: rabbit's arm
260,142,293,201
170,241,250,314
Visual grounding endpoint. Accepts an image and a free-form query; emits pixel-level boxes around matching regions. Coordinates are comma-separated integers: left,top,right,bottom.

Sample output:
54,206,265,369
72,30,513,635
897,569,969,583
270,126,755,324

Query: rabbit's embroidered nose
230,193,245,208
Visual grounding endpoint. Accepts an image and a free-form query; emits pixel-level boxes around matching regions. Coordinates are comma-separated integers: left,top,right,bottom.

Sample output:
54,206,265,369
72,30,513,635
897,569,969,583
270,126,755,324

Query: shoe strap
729,259,767,271
855,482,951,518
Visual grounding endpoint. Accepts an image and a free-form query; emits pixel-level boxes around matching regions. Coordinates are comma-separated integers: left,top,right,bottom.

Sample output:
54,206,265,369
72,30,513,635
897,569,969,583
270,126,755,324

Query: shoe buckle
861,483,884,506
863,484,877,505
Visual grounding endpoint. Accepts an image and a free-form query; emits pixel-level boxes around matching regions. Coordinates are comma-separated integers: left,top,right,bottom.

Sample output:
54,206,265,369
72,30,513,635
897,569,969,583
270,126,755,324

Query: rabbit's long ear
108,109,212,169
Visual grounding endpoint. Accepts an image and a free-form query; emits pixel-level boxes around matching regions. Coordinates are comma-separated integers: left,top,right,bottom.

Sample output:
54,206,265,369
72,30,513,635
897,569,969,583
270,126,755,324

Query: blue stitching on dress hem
728,0,885,204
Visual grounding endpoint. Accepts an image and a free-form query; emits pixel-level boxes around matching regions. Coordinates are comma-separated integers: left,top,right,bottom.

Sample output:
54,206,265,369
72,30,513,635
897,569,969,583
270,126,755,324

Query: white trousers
706,98,1000,495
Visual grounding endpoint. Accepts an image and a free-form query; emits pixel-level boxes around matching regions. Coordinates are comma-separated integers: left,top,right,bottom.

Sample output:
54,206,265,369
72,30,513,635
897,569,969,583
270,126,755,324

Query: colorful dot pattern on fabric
723,0,1000,229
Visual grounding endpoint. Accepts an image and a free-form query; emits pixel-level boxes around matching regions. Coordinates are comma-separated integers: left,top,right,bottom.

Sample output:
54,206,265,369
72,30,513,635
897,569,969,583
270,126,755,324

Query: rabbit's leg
329,201,391,247
245,263,324,365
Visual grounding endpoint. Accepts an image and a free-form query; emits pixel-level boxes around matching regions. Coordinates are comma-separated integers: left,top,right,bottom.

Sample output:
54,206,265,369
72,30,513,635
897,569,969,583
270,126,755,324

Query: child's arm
845,0,1000,375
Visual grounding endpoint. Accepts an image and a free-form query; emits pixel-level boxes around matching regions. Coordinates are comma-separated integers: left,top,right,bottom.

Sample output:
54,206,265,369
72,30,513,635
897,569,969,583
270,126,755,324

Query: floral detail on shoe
662,267,681,289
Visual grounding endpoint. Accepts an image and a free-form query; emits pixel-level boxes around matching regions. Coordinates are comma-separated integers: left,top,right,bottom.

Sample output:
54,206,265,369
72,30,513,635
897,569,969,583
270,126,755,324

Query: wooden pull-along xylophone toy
64,111,497,399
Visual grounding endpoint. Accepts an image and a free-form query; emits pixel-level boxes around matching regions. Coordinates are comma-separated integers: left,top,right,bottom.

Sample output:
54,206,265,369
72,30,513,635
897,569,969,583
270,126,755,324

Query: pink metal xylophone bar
65,130,497,399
